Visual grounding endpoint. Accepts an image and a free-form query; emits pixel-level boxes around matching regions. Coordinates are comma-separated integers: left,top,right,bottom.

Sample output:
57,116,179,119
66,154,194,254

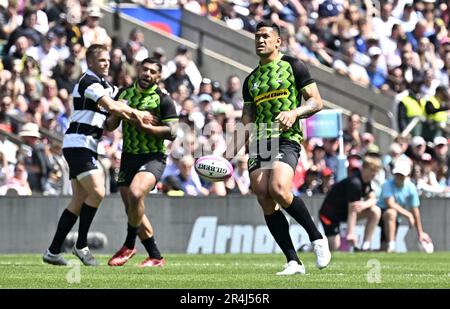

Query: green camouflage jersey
116,82,178,154
242,53,315,145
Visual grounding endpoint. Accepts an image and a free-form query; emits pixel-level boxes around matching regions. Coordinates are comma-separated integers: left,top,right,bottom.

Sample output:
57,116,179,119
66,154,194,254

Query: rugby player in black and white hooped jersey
43,44,151,266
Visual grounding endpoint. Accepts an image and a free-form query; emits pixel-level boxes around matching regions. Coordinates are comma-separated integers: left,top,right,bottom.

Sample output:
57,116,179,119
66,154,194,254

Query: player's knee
268,182,290,204
251,183,267,197
90,187,105,204
384,208,397,220
370,206,382,218
128,188,144,205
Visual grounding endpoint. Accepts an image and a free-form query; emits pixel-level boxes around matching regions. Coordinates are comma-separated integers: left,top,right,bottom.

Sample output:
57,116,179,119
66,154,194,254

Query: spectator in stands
61,6,84,48
0,161,32,196
228,154,250,195
222,75,243,110
343,113,362,151
4,8,42,54
397,80,424,136
52,56,80,93
243,0,265,33
0,149,10,187
81,5,112,48
0,0,20,40
52,25,70,61
383,142,408,178
318,167,334,194
30,0,49,35
420,68,439,98
311,142,327,172
176,155,208,196
151,47,170,79
407,135,427,164
298,167,320,197
126,28,149,62
323,138,339,175
372,1,399,40
394,2,418,33
366,46,388,89
26,31,60,78
165,55,195,94
2,35,29,71
268,0,306,35
167,44,202,91
17,122,48,192
422,85,449,141
400,42,422,85
433,136,449,183
377,159,432,253
416,152,448,196
385,66,406,94
55,88,71,134
333,41,370,86
406,19,427,51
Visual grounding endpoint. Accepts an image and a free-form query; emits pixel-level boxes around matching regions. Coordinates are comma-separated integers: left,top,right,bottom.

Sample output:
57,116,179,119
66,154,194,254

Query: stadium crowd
0,0,449,199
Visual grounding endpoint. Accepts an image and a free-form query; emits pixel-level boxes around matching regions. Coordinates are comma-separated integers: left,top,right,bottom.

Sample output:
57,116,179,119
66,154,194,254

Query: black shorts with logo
63,147,99,179
247,138,301,174
319,213,341,237
118,152,167,187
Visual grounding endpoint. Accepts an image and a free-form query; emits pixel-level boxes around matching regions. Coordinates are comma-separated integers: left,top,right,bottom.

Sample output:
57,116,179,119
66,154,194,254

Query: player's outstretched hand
419,232,432,243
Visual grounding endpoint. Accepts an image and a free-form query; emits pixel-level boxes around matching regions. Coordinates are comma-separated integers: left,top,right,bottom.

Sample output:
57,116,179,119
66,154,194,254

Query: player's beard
138,79,154,90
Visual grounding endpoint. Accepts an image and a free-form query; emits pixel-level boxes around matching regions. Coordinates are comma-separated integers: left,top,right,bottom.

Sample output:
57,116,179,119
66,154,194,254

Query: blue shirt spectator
377,178,420,210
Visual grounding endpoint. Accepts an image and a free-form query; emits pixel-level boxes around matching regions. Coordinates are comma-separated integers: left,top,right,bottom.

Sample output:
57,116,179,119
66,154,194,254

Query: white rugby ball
195,155,233,182
418,240,434,254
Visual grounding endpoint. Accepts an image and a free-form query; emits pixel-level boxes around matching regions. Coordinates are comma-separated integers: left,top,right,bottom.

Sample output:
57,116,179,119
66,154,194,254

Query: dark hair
141,57,162,73
255,22,281,36
86,44,108,62
435,85,449,99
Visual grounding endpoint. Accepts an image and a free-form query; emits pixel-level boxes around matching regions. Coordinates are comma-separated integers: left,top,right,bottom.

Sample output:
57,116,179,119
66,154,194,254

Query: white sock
362,241,370,250
388,241,396,251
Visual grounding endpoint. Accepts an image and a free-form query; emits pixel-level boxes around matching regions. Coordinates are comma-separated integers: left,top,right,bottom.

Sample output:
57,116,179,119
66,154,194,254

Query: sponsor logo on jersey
254,89,289,106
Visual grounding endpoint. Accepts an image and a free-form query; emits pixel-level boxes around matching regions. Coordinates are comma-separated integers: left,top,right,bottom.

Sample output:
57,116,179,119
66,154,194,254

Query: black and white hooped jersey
62,69,118,153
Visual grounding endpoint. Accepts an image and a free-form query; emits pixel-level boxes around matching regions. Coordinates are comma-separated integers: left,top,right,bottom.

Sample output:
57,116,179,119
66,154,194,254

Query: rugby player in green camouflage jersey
226,22,331,275
106,58,178,267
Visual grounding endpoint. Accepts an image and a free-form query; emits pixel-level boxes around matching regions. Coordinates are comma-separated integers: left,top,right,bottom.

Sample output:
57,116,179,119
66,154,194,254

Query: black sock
284,196,323,242
123,224,139,249
142,237,162,259
264,211,299,263
76,203,98,249
49,209,78,254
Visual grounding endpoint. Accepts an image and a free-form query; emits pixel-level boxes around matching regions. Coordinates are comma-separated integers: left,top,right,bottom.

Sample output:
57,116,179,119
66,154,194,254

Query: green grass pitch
0,253,449,289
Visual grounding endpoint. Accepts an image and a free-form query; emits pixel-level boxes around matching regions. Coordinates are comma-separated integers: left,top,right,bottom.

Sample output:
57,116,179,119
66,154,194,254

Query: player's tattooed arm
241,102,256,126
276,83,323,131
295,83,323,119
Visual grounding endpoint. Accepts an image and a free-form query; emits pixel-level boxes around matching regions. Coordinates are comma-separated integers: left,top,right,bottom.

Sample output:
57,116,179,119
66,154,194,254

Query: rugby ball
418,240,434,254
195,155,233,182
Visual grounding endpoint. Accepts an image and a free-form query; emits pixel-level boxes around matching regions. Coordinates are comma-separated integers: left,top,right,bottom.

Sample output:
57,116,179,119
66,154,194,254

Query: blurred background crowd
0,0,449,198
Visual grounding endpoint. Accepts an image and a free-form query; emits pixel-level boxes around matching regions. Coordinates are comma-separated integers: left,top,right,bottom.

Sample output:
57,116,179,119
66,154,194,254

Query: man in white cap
433,136,449,184
81,5,111,48
377,159,432,252
18,122,48,193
